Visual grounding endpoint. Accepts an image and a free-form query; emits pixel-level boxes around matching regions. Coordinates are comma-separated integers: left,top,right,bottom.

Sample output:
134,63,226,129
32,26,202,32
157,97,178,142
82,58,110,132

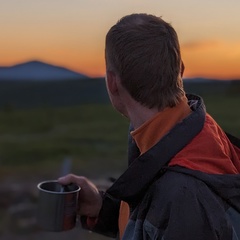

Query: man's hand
58,174,103,218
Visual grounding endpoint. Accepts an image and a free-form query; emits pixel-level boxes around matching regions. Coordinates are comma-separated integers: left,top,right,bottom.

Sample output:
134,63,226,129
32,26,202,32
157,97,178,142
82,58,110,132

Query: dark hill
0,60,88,81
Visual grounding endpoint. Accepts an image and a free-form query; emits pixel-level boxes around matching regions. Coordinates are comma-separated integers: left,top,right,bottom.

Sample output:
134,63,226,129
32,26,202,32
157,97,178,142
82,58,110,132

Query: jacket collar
107,94,206,203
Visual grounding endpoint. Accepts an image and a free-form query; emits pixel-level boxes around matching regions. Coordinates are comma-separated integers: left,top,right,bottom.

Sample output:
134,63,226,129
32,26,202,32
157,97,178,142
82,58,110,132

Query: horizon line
1,59,240,81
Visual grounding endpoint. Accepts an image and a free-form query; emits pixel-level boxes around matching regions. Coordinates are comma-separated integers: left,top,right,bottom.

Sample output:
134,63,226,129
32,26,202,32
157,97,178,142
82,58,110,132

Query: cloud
182,40,240,57
182,40,222,50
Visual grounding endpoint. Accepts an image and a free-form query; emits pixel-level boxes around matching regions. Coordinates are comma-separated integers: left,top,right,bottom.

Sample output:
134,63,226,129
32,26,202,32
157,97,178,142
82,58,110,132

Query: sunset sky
1,0,240,79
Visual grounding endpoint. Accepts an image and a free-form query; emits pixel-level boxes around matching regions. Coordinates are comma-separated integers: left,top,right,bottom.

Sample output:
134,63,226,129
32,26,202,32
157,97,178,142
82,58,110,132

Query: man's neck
130,96,192,154
126,101,159,130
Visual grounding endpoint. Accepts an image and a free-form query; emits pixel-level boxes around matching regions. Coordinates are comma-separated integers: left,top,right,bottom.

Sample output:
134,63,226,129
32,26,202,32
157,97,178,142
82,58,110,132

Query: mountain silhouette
0,60,89,81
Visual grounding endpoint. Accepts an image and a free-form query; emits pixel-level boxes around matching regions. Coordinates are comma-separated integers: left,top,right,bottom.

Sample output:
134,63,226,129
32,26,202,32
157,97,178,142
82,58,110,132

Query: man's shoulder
148,167,217,205
142,167,228,229
139,167,235,240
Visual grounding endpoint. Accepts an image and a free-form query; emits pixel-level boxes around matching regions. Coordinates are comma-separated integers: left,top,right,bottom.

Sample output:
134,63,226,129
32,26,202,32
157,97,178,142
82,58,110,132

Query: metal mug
37,180,81,231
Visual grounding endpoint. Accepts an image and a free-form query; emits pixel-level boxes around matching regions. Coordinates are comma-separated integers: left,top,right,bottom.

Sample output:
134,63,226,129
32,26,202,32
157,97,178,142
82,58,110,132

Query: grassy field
0,104,129,180
0,92,239,180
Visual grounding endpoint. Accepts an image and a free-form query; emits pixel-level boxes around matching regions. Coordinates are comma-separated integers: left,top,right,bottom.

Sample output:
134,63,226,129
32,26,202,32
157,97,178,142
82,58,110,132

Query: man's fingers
58,173,85,186
58,174,102,217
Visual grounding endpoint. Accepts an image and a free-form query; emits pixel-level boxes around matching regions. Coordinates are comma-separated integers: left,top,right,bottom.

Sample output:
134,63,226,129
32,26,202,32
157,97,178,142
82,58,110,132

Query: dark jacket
88,94,240,240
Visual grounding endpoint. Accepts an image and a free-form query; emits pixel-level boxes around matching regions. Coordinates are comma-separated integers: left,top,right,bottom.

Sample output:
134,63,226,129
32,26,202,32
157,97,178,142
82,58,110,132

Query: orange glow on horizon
1,0,240,80
1,40,240,79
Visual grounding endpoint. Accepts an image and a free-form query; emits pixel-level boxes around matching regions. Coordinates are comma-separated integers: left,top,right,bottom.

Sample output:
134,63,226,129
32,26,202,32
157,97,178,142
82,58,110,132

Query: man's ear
106,70,119,95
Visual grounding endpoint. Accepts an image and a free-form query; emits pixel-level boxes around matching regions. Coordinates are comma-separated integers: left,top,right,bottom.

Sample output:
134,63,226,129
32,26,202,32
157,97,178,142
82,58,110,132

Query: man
59,13,240,239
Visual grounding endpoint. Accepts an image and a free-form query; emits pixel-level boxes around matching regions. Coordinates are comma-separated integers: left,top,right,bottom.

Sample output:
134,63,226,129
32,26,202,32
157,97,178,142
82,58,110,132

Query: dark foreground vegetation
0,78,239,239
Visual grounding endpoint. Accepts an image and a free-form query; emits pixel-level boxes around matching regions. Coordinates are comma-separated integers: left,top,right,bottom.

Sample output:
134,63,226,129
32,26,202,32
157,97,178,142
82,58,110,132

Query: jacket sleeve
81,191,121,238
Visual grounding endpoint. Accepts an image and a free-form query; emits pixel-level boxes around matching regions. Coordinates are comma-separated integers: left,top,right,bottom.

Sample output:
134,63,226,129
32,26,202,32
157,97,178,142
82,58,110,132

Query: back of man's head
105,13,185,110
